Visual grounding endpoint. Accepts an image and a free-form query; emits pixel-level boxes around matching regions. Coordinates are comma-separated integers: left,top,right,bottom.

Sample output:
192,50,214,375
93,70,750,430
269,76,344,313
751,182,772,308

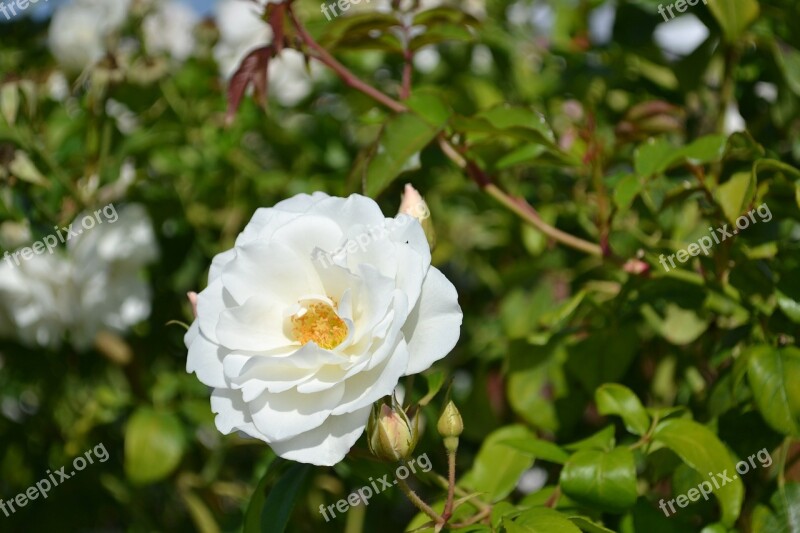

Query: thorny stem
396,477,445,526
442,451,457,521
287,3,612,261
287,6,406,114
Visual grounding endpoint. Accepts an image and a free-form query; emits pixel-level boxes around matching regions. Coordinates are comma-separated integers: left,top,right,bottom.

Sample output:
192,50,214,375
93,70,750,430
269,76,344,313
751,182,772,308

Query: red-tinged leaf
225,45,272,126
268,3,287,54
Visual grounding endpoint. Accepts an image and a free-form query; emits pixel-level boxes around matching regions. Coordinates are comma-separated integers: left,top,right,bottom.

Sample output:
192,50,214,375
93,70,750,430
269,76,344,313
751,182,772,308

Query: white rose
186,193,462,466
48,0,131,72
48,3,108,72
213,0,274,79
0,254,72,349
67,204,158,349
143,1,199,62
0,204,157,351
213,0,319,106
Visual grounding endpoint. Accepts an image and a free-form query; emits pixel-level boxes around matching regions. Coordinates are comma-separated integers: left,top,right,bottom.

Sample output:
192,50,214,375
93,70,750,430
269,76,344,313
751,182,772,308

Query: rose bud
368,399,419,462
398,184,436,251
437,401,463,453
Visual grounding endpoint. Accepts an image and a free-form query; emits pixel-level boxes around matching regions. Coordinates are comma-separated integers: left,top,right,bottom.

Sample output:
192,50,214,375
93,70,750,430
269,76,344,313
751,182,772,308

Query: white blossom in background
413,46,441,74
213,0,274,79
723,102,747,135
0,255,73,350
653,14,709,58
47,0,132,72
143,1,199,62
589,1,616,46
185,193,462,465
0,204,157,351
213,0,321,106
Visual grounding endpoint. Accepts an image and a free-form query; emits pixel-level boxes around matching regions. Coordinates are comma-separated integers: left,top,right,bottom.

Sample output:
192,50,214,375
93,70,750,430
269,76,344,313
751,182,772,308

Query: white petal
221,241,323,303
197,277,235,343
269,406,371,466
250,383,345,441
403,267,462,375
332,338,409,415
186,321,230,388
209,249,236,282
210,388,264,440
216,296,293,352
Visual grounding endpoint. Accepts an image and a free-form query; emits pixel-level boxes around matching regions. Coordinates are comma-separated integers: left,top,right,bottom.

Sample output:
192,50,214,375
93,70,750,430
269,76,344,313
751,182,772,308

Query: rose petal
269,405,371,466
402,267,462,375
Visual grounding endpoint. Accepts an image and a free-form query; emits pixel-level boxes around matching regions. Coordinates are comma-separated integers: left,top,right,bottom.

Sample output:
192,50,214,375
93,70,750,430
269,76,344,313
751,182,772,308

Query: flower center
291,301,348,350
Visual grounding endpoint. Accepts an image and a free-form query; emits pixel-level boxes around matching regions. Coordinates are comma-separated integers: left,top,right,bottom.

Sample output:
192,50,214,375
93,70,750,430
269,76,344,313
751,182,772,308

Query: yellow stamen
291,302,348,350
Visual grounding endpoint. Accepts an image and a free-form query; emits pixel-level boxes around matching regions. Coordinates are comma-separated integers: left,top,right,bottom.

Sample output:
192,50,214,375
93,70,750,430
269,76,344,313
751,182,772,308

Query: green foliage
1,0,800,531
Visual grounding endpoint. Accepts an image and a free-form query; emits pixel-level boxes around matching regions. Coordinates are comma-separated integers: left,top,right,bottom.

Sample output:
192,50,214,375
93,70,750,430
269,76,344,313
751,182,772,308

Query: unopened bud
437,401,463,453
398,184,436,250
368,398,418,462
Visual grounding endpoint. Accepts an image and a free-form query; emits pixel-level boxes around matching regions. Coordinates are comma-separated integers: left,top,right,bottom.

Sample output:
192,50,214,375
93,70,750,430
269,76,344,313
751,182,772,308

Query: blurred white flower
213,0,320,107
0,204,157,351
143,1,199,62
413,46,441,74
213,0,274,79
47,0,131,72
653,14,708,58
755,82,778,103
0,254,72,349
185,193,462,465
589,1,616,46
723,102,746,135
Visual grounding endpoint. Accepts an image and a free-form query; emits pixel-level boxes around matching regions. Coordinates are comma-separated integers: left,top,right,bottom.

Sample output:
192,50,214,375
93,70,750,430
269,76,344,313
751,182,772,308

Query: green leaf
452,105,558,148
714,171,756,224
506,508,583,533
706,0,760,43
750,483,800,533
124,407,185,485
640,304,710,346
459,425,536,501
260,462,313,533
560,447,638,513
501,437,571,464
406,91,452,128
564,425,616,452
418,370,446,407
775,45,800,97
566,326,639,393
652,418,744,526
318,12,402,53
569,516,617,533
595,384,651,436
747,345,800,436
635,135,727,177
362,112,441,197
243,455,277,533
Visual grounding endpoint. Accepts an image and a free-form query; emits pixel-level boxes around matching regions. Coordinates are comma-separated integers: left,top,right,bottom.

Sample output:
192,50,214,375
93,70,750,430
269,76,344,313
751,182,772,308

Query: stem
777,436,791,490
442,451,457,521
449,507,491,528
287,5,607,261
544,486,561,508
396,477,444,526
288,6,407,114
437,136,603,257
432,474,491,512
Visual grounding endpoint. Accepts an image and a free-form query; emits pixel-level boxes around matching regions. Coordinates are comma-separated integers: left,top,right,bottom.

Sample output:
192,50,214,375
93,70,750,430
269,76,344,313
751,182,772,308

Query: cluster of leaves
0,0,799,531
